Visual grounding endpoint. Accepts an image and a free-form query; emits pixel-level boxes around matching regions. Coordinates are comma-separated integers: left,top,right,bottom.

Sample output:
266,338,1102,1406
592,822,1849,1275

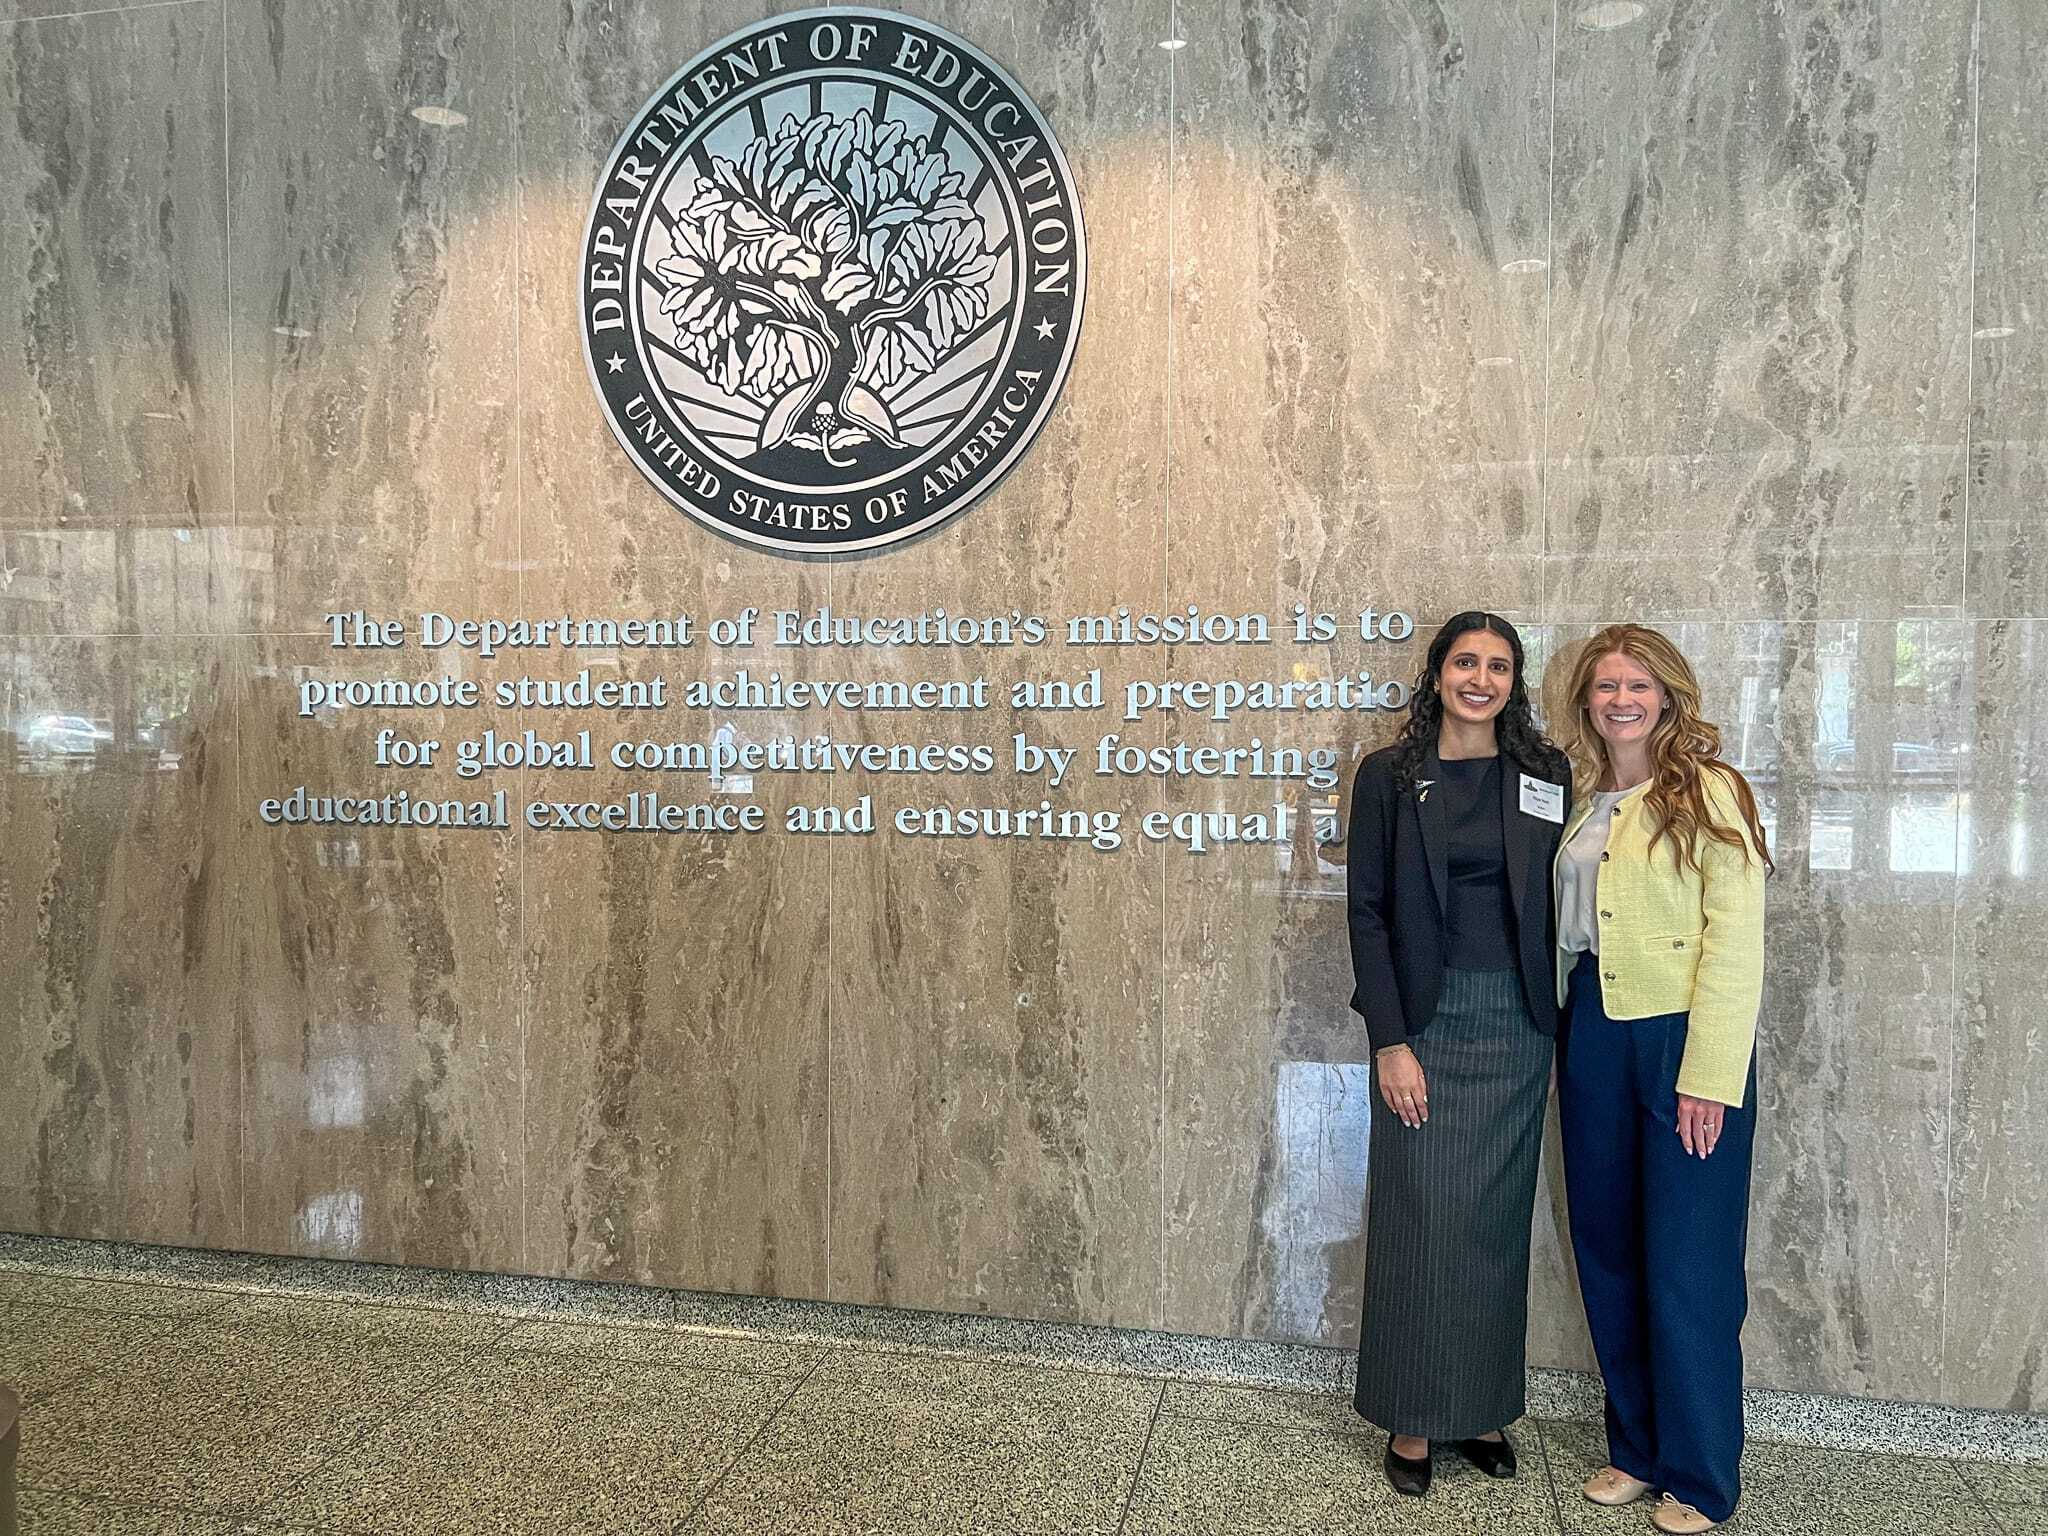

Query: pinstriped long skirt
1353,967,1554,1441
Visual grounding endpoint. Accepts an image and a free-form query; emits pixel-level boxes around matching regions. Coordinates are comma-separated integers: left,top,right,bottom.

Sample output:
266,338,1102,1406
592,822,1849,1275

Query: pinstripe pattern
1353,967,1554,1440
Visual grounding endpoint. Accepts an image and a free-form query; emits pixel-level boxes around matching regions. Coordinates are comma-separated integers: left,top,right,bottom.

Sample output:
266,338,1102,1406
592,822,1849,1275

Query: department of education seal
580,8,1087,555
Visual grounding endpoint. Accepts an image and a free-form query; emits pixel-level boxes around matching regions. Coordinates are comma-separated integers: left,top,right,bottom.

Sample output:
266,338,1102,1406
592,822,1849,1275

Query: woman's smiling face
1438,629,1515,726
1585,650,1666,748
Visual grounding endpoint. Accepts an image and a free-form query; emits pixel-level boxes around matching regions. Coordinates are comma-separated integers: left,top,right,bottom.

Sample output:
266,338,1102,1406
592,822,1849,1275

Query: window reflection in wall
1299,619,1973,900
1681,621,1967,883
5,655,207,777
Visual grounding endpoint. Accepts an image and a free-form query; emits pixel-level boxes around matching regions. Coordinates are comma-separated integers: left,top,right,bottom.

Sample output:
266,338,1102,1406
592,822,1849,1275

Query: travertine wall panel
1,0,2039,1410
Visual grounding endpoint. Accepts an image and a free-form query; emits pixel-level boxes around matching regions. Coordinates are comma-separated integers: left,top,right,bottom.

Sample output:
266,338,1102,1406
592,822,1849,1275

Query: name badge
1519,773,1565,824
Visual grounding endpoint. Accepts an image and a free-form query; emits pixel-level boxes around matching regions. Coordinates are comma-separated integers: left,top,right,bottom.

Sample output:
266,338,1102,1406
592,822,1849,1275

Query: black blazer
1345,742,1571,1053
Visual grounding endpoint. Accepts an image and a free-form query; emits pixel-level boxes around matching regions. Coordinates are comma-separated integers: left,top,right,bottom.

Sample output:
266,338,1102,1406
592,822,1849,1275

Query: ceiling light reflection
1575,2,1646,29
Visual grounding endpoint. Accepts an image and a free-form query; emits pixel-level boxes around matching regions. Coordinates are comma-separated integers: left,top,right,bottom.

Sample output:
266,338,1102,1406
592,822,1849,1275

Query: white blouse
1556,787,1638,955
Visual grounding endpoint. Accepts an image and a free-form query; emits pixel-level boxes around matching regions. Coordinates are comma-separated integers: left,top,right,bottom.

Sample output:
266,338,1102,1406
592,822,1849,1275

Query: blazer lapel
1416,745,1450,925
1501,758,1535,932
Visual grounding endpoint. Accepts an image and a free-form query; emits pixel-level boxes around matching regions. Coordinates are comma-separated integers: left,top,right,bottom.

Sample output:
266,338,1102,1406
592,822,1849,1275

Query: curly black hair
1388,611,1567,790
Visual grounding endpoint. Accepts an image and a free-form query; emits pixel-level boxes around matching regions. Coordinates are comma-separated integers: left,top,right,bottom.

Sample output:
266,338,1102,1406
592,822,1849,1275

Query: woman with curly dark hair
1345,612,1572,1498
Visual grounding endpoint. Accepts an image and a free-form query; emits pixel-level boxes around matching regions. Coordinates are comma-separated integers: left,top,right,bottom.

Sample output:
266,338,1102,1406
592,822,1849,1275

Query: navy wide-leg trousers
1559,951,1757,1524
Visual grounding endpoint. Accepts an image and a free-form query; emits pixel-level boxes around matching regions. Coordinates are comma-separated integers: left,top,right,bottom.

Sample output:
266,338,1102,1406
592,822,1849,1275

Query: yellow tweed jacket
1553,767,1767,1108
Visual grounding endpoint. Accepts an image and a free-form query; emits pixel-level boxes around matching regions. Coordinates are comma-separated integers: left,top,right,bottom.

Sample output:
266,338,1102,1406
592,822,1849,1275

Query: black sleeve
1345,759,1407,1052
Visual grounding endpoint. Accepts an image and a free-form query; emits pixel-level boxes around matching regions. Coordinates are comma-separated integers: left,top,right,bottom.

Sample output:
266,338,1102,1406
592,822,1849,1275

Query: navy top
1438,756,1518,972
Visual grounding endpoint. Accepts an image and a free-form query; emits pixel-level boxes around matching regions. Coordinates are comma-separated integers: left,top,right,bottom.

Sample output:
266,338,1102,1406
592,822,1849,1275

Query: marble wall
0,0,2041,1413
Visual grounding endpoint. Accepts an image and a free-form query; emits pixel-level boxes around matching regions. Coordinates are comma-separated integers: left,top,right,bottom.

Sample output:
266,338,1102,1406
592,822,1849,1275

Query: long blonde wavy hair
1560,624,1774,874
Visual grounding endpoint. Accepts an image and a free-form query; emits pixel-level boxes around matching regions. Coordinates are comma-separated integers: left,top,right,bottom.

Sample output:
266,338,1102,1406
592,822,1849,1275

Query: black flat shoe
1452,1431,1518,1479
1384,1437,1432,1497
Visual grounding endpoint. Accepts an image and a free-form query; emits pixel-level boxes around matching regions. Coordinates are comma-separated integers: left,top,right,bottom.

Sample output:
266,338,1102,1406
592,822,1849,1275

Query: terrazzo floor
3,1266,2044,1535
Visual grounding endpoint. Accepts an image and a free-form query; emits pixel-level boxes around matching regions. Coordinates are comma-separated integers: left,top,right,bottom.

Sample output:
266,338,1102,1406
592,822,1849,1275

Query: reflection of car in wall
19,713,111,760
1818,741,1964,782
1745,739,1964,782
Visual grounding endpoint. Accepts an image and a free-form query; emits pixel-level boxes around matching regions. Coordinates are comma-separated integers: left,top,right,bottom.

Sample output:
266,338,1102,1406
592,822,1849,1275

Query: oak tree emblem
655,108,999,469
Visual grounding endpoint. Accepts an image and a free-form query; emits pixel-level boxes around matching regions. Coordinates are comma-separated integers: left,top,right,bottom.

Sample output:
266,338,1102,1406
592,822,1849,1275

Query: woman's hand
1377,1045,1429,1129
1676,1094,1725,1158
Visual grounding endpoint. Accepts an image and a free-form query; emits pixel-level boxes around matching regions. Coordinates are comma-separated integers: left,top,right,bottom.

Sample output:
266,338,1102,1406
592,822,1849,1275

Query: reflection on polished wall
1,0,2042,1414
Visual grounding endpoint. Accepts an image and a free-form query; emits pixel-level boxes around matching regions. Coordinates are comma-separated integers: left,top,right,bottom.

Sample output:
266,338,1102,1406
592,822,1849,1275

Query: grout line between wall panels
1157,0,1179,1335
510,0,530,1279
0,0,206,27
1,630,331,639
825,551,834,1302
1539,0,1559,622
218,0,245,1250
1943,0,1988,1405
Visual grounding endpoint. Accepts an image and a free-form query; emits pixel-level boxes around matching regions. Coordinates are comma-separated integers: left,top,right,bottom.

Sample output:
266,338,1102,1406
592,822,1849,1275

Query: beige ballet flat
1649,1492,1721,1532
1582,1465,1653,1505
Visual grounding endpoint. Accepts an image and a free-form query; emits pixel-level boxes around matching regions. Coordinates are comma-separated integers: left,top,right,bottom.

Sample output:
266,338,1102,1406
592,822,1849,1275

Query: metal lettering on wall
579,8,1087,554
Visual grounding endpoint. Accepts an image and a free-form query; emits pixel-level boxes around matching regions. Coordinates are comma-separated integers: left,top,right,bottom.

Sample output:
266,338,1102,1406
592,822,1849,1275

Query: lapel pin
1416,779,1435,803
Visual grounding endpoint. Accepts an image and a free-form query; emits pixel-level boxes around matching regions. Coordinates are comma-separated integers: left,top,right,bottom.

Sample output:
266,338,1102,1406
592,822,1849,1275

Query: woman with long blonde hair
1550,624,1771,1535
